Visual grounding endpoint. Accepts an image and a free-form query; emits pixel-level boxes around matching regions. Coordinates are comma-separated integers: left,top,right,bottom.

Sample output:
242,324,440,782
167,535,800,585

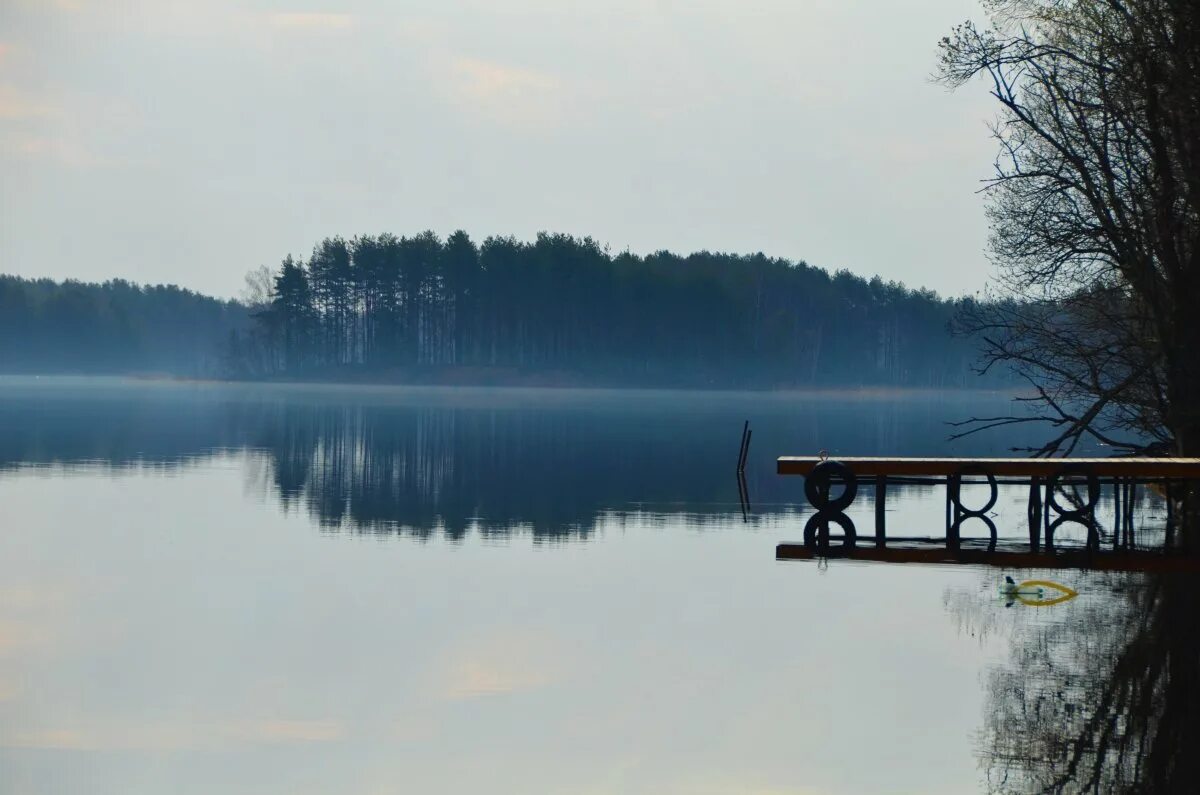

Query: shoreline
0,371,1024,399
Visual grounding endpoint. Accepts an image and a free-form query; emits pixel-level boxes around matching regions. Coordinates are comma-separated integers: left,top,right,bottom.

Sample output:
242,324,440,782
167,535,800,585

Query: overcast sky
1,0,997,299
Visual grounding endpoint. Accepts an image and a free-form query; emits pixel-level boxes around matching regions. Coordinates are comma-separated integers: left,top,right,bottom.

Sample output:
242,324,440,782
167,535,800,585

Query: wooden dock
777,456,1200,479
774,455,1200,561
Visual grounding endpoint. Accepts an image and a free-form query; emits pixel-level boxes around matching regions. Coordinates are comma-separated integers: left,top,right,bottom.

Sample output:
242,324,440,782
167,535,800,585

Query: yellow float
1000,576,1078,607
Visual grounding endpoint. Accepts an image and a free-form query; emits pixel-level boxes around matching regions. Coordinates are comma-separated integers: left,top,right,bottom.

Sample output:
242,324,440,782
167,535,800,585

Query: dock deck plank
776,456,1200,478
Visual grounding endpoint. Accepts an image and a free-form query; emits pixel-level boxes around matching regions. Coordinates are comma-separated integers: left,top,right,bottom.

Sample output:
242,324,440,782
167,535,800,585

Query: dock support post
1028,476,1042,551
946,475,959,549
1044,481,1052,546
944,477,951,545
875,476,887,547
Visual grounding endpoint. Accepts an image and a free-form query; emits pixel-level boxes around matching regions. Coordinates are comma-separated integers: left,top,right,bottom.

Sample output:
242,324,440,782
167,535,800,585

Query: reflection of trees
0,387,762,537
252,402,761,540
970,573,1200,794
0,386,245,471
243,393,1053,539
0,382,1056,539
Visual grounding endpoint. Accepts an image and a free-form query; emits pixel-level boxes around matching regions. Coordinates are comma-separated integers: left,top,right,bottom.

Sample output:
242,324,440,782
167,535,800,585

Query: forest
236,231,996,388
1,231,1000,388
0,275,247,375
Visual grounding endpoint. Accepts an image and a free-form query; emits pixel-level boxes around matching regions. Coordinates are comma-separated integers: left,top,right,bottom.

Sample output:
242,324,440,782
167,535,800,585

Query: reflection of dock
776,538,1200,572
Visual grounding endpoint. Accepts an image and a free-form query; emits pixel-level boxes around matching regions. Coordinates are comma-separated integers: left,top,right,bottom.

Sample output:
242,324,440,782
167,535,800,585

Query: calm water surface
0,377,1187,794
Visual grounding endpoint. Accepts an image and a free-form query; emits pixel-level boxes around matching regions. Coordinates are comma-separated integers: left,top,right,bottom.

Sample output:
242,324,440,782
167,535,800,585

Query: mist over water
0,377,1040,535
0,378,1185,794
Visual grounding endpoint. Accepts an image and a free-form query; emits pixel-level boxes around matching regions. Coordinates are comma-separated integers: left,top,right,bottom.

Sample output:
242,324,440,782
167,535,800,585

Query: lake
0,377,1186,794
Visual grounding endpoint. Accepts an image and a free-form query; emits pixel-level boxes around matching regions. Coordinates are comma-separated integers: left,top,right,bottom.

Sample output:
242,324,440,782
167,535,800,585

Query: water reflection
3,377,1194,794
949,571,1200,793
0,377,1044,539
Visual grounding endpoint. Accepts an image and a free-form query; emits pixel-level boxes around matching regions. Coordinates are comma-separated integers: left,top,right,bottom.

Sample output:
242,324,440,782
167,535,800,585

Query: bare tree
232,264,280,375
240,264,275,310
938,0,1200,459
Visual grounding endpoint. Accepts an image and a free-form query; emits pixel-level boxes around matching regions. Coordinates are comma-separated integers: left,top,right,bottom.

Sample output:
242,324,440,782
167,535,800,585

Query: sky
0,0,998,299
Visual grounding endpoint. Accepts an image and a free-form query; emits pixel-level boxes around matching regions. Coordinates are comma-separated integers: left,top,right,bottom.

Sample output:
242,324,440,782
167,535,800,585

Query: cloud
451,56,559,99
0,85,57,121
451,57,560,100
7,0,86,10
0,620,39,654
0,718,344,751
267,12,356,31
442,659,553,700
1,133,112,167
2,728,94,750
231,719,344,743
440,56,568,131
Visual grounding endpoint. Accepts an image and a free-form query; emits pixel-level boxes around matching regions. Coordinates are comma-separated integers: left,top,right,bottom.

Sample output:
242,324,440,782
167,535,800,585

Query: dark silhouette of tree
243,230,994,388
938,1,1200,463
307,237,354,367
268,255,315,373
442,230,482,366
0,275,246,375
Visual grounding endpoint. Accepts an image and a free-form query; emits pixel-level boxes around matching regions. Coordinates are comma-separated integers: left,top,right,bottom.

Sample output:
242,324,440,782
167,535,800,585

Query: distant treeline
0,233,1000,387
0,275,246,374
237,231,996,387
